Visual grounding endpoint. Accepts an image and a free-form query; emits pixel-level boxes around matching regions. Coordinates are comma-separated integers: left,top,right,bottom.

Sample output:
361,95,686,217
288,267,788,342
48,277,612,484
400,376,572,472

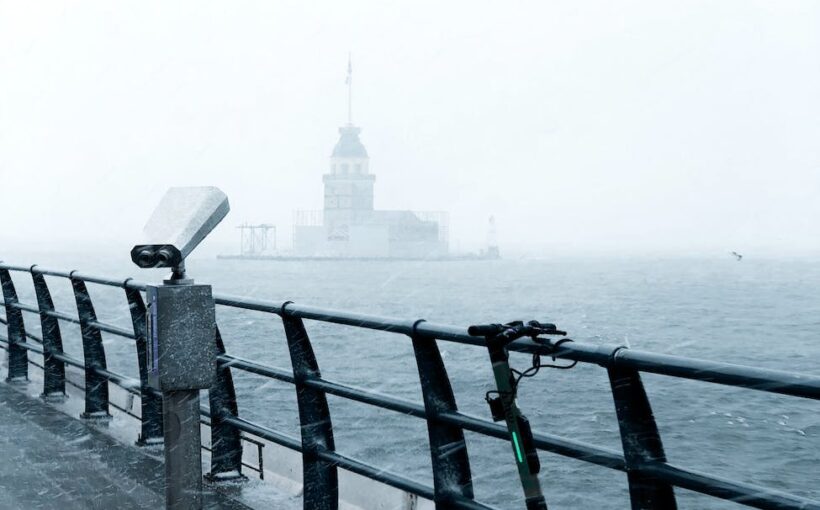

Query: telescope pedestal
162,390,203,510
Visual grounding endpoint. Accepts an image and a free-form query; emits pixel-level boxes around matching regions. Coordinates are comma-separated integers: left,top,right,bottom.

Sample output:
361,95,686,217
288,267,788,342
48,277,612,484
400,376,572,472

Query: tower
323,125,374,213
323,55,375,239
292,57,449,258
486,215,500,259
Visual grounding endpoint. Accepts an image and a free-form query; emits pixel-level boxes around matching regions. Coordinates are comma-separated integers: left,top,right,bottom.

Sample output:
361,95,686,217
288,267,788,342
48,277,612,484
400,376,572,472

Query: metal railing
1,262,819,510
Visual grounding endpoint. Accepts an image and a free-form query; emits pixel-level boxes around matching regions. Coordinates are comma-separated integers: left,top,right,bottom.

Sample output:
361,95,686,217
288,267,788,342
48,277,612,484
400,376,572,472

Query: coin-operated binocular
131,186,229,510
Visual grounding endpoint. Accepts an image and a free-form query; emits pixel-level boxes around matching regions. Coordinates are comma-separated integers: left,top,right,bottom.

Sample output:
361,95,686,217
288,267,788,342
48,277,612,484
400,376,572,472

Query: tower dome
332,126,368,158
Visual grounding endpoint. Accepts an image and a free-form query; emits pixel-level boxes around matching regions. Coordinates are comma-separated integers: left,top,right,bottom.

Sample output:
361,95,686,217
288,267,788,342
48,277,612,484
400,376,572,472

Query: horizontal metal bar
7,334,138,407
24,331,43,343
305,376,428,418
108,398,142,421
5,328,45,345
284,303,418,335
214,293,282,313
0,341,47,372
69,272,131,288
0,333,142,396
45,309,80,324
415,321,485,346
221,354,427,417
612,349,820,400
51,351,86,370
222,415,303,452
218,354,295,383
439,410,627,471
642,461,820,510
200,441,264,476
4,303,135,341
16,340,44,355
88,320,135,339
0,264,151,291
30,266,73,278
312,449,438,505
10,301,40,314
0,263,33,272
94,367,141,394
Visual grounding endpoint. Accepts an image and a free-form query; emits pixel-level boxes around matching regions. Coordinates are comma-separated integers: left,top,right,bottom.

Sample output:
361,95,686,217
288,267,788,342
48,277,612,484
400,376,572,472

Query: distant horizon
2,1,818,256
3,238,818,265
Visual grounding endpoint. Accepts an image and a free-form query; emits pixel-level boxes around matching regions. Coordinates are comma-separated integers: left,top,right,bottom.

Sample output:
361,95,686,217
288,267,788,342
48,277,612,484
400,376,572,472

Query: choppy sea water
7,255,820,509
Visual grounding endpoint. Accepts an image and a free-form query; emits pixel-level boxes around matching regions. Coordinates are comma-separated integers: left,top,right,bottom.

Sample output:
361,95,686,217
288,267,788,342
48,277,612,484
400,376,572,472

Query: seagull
730,251,743,261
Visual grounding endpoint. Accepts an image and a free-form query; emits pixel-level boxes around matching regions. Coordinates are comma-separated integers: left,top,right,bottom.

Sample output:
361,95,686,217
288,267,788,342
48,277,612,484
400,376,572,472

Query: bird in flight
730,251,743,261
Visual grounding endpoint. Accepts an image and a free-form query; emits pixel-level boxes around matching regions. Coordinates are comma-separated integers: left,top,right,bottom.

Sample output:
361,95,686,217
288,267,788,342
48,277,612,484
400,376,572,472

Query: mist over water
2,1,819,257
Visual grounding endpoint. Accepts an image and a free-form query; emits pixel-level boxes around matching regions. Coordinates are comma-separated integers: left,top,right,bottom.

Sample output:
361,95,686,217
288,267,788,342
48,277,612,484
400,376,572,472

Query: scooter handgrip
468,324,502,336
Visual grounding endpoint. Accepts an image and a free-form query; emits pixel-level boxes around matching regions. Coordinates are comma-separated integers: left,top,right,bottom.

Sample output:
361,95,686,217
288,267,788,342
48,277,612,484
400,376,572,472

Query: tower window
354,164,362,173
341,164,349,174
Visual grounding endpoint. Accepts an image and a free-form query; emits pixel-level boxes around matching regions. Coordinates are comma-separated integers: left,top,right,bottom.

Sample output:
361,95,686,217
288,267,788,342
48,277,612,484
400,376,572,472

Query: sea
4,253,819,509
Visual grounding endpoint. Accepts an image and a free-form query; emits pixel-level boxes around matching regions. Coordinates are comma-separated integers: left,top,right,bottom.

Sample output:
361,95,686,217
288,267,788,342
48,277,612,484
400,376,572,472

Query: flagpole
347,53,353,125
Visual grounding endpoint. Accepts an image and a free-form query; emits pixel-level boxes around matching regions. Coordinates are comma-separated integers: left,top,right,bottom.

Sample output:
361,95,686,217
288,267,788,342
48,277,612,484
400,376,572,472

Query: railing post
206,325,245,480
123,281,163,445
410,320,474,508
0,268,28,382
608,347,676,510
70,272,111,420
30,267,66,400
281,302,337,510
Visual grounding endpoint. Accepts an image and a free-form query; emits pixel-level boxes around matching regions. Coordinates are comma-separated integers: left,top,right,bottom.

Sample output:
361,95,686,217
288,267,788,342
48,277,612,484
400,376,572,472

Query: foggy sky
1,1,818,258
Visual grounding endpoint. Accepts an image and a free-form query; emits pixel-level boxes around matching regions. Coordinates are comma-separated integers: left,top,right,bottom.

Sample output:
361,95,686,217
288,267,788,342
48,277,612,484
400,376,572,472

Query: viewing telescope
130,186,231,510
130,186,230,278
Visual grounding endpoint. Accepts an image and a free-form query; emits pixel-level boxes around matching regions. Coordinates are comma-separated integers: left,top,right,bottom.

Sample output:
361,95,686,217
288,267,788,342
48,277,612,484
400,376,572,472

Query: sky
1,0,818,258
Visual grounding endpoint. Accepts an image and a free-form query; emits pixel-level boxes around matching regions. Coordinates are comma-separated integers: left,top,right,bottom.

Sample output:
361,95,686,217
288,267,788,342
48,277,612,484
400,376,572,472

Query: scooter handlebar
467,324,504,336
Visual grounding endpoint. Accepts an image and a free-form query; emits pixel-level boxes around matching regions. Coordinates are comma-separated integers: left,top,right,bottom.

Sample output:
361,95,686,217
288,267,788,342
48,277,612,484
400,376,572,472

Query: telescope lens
157,248,174,266
137,249,157,267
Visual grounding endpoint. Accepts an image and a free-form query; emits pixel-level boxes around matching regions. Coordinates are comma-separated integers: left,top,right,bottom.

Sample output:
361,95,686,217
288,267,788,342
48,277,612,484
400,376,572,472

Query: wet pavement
0,383,250,510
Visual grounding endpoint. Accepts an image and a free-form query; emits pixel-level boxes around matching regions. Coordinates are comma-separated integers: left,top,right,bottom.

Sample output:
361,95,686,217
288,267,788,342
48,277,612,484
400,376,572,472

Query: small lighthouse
322,55,375,240
486,216,500,259
291,57,448,259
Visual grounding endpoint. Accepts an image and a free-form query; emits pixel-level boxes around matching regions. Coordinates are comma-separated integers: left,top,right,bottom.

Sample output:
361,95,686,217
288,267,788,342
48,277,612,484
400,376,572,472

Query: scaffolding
293,210,324,227
237,223,276,256
413,211,450,244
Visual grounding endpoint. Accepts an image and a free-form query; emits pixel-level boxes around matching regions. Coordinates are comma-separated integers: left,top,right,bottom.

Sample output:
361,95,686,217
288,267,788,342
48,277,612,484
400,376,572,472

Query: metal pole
163,390,203,510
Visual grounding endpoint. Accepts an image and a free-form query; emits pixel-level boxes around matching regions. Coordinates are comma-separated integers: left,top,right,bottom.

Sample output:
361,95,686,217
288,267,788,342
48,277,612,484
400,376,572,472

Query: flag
345,54,352,84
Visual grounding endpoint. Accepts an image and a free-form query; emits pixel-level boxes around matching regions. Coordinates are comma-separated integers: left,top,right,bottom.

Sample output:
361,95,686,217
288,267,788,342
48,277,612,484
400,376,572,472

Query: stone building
292,123,447,258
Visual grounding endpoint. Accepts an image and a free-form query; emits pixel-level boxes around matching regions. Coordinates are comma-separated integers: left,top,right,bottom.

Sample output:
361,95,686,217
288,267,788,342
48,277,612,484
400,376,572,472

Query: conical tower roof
331,125,368,158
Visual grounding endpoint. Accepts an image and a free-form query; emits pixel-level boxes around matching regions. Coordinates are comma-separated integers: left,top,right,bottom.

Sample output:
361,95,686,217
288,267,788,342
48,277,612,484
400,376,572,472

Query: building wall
348,224,389,257
292,213,444,259
292,225,326,255
323,174,375,211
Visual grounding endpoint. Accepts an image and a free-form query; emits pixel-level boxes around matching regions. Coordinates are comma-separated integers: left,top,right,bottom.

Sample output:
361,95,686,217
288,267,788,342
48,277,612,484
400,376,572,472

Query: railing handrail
1,261,818,510
3,262,818,400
